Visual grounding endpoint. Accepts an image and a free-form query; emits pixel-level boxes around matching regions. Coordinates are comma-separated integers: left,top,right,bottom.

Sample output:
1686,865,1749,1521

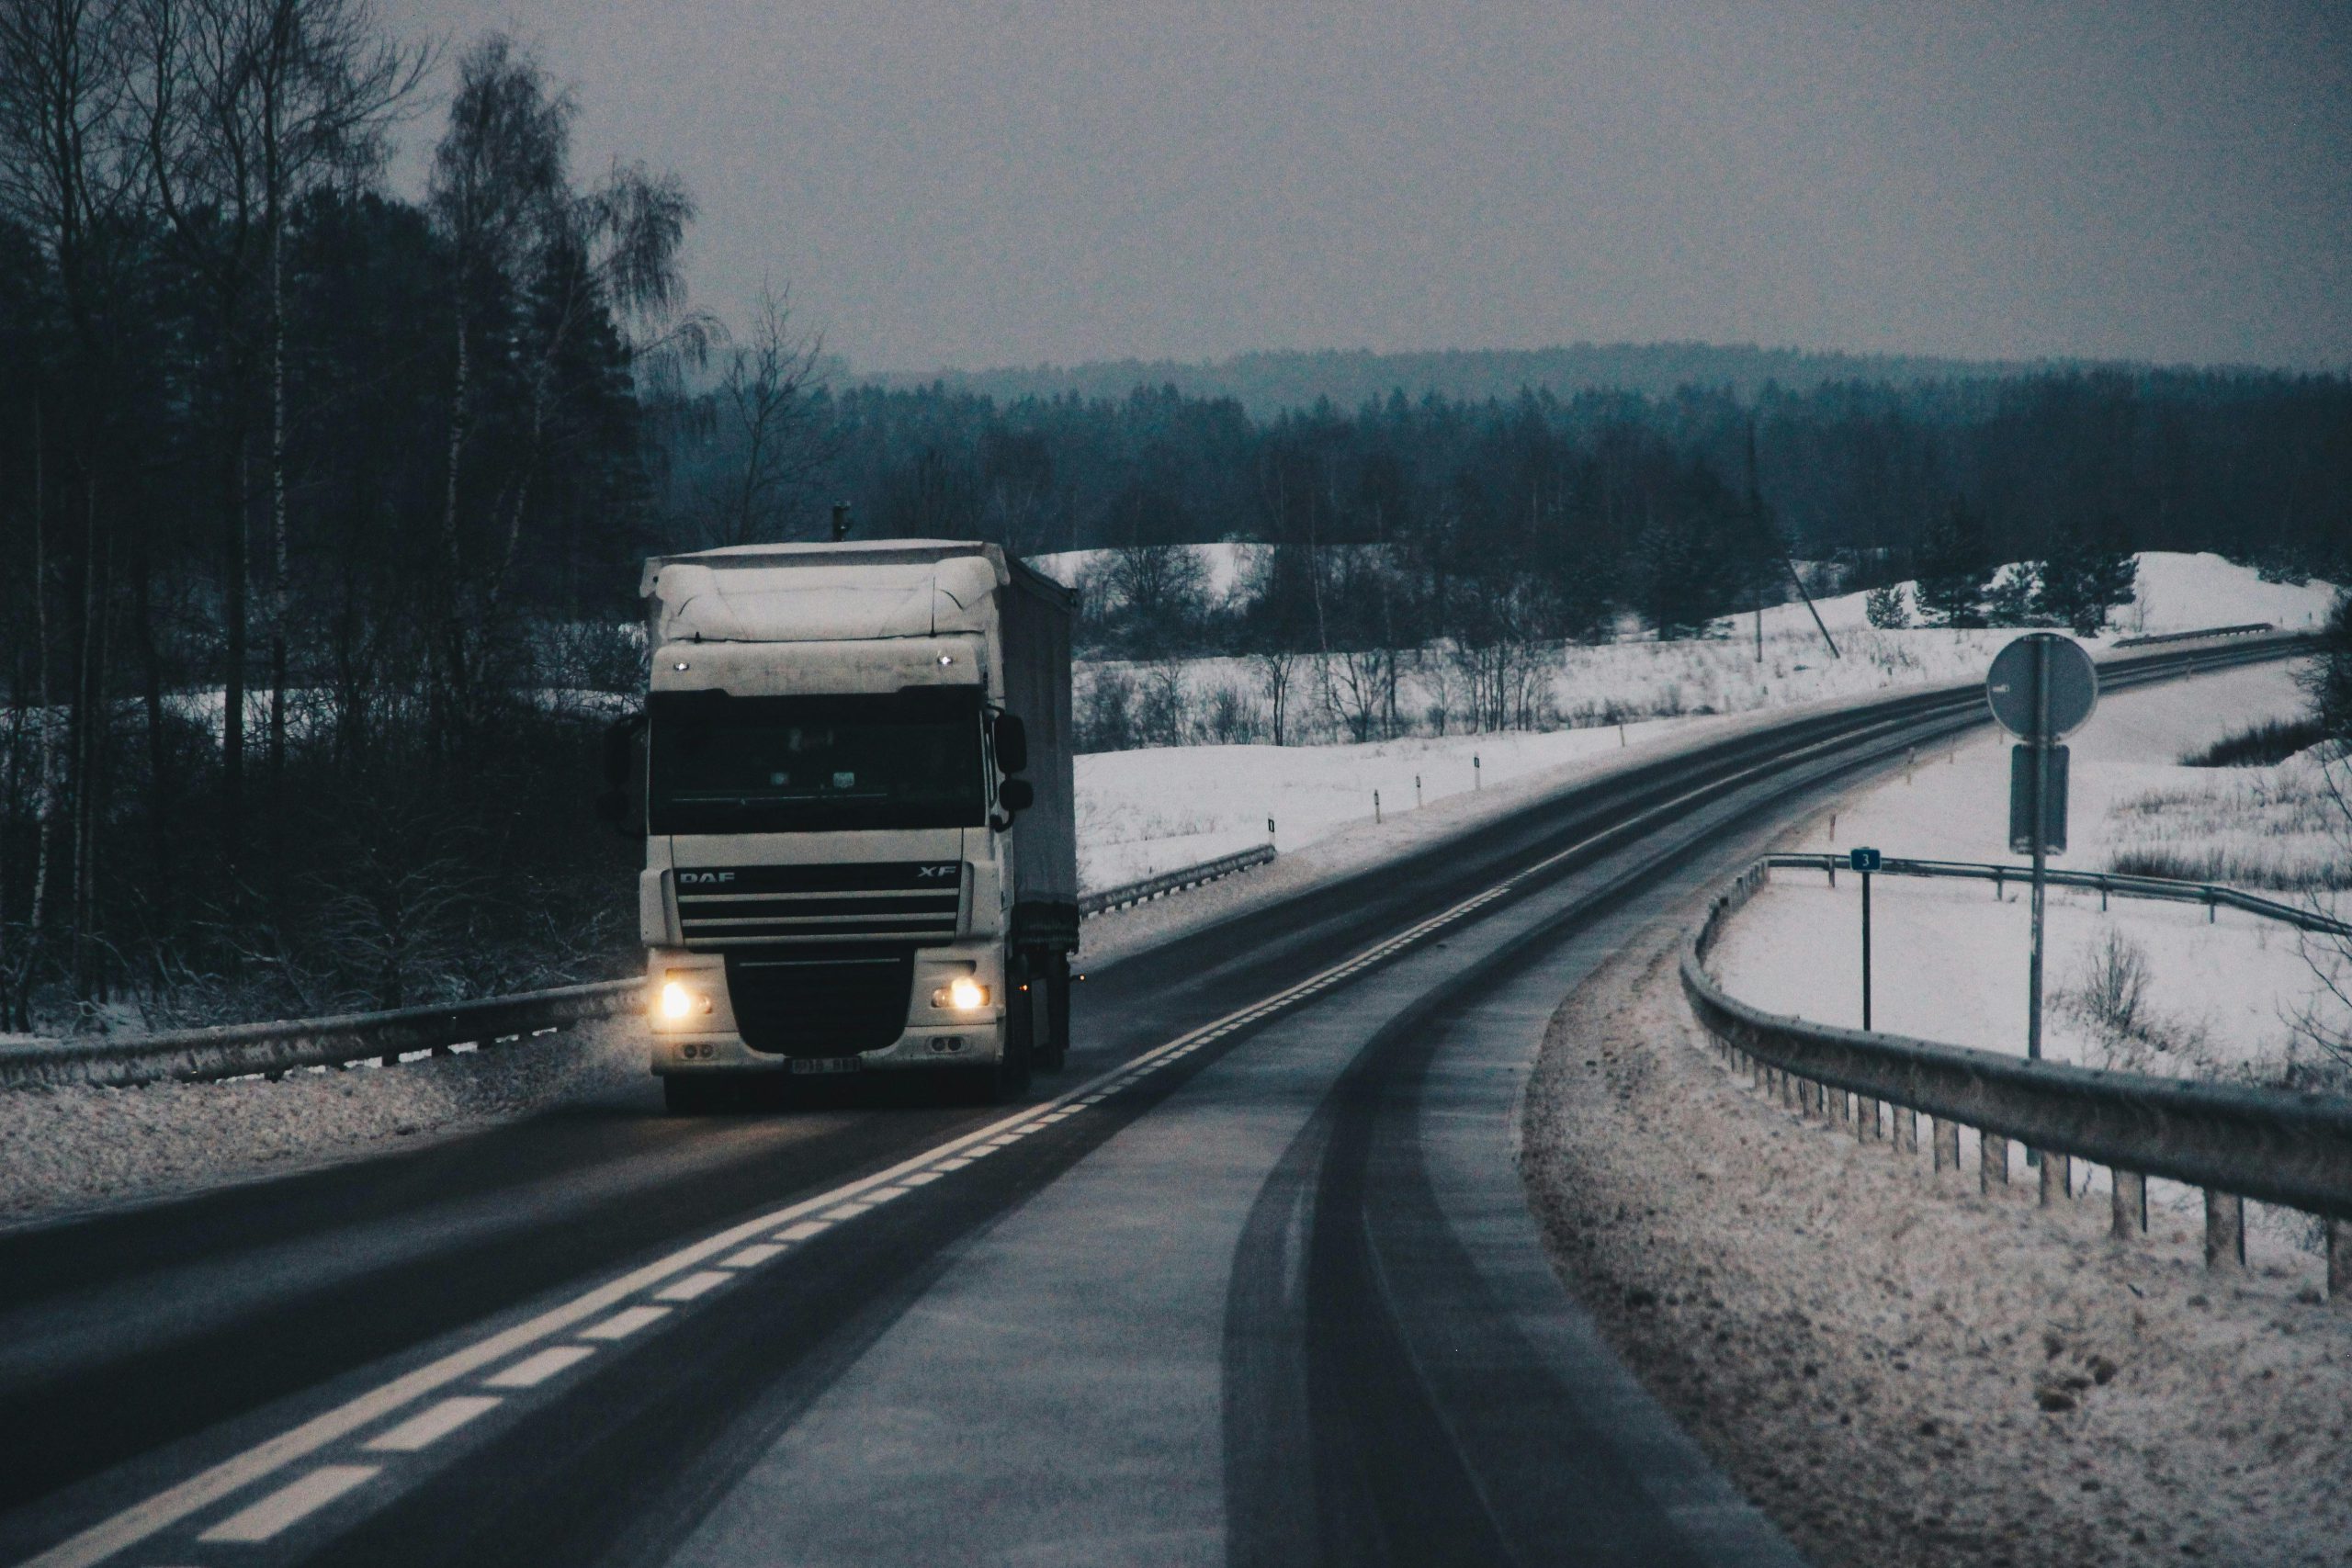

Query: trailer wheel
1035,951,1071,1071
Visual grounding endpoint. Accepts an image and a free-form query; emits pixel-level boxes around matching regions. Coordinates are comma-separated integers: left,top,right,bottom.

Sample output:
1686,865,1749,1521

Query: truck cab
616,540,1078,1111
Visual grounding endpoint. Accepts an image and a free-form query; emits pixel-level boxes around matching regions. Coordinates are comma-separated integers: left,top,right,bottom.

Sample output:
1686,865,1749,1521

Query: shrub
2180,716,2328,768
1863,584,1910,629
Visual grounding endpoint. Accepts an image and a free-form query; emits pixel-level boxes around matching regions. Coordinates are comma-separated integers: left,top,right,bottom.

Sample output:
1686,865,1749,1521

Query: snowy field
1709,660,2335,1077
1071,551,2340,890
1705,660,2345,1266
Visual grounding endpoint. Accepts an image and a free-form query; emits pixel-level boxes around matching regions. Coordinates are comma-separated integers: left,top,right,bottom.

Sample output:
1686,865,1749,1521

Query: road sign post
1849,847,1881,1029
1985,635,2099,1068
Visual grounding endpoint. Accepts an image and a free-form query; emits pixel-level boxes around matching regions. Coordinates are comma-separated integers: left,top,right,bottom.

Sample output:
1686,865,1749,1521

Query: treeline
663,368,2351,654
1,1,686,1030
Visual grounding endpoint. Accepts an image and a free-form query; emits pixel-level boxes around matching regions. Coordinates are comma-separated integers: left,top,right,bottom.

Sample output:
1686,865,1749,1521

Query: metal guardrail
1768,852,2352,937
0,979,641,1091
1080,843,1277,917
1681,859,2352,1296
2108,622,2276,648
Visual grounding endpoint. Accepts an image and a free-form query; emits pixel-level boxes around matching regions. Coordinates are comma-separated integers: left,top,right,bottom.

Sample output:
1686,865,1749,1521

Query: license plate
789,1056,864,1076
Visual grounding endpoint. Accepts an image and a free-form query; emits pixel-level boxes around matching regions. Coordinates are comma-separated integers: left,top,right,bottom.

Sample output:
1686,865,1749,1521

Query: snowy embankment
1523,916,2352,1568
1705,660,2346,1269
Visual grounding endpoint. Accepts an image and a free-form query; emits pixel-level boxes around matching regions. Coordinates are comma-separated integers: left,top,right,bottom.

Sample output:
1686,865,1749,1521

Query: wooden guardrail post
2332,1221,2351,1303
2204,1191,2246,1270
2039,1151,2070,1206
1934,1118,1960,1172
1981,1133,2009,1193
2111,1170,2147,1238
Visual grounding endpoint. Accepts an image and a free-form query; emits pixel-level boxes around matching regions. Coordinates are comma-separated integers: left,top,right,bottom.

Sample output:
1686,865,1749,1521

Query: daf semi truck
608,540,1078,1112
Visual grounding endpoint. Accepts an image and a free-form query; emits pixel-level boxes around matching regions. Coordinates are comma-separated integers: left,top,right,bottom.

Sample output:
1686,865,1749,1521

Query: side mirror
999,777,1035,813
992,712,1029,775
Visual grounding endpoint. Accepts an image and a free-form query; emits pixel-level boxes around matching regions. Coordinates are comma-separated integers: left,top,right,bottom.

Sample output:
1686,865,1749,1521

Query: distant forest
2,0,2347,1031
863,342,2063,413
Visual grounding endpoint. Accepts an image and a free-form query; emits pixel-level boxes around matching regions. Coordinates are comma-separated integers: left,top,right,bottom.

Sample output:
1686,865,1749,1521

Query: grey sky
379,2,2352,375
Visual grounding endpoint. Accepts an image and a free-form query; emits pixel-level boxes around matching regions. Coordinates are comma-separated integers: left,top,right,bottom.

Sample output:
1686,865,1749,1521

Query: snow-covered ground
1525,915,2352,1568
1071,551,2340,890
1076,716,1698,888
1708,660,2335,1079
1703,660,2346,1267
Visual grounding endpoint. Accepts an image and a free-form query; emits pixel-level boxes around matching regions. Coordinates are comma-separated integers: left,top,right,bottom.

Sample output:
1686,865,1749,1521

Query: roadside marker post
1849,847,1881,1029
1985,634,2099,1074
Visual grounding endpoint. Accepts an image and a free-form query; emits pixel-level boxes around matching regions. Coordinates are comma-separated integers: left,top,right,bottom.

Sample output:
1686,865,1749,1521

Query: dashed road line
650,1272,731,1304
580,1305,672,1341
197,1466,379,1543
362,1398,501,1453
718,1244,785,1269
484,1347,598,1389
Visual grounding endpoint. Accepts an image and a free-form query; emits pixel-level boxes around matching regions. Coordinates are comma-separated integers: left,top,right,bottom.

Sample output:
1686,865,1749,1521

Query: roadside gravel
0,1016,647,1232
1521,917,2352,1568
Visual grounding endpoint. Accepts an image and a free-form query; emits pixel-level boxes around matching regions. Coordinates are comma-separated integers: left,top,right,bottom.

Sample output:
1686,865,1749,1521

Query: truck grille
725,947,913,1056
675,863,964,948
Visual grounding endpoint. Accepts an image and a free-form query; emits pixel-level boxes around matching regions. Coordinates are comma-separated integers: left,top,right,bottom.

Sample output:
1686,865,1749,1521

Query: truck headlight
659,979,712,1020
933,976,989,1011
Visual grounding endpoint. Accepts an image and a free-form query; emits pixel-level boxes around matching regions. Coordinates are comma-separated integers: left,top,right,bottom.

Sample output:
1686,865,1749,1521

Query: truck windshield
648,688,986,834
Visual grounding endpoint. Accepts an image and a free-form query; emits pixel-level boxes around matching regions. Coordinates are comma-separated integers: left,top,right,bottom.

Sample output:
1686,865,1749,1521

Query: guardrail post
1934,1118,1960,1172
1894,1104,1917,1155
2111,1170,2146,1238
2039,1151,2070,1206
1982,1133,2009,1193
2204,1191,2246,1270
2332,1221,2351,1303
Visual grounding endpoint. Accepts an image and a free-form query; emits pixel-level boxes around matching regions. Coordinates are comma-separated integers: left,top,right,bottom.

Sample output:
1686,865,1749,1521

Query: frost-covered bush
1863,584,1910,629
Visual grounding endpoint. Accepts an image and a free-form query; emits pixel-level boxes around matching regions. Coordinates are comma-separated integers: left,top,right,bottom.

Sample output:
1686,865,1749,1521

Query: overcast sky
376,2,2352,376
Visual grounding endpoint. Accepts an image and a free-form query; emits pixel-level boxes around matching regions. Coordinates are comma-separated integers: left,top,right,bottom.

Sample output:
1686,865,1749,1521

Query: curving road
0,638,2302,1568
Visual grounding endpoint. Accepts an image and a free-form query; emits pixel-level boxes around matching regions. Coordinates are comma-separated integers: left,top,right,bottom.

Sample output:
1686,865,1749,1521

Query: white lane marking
899,1172,942,1186
364,1397,501,1453
22,739,1788,1568
651,1271,731,1303
197,1466,379,1543
820,1201,875,1220
579,1305,672,1341
484,1346,597,1389
774,1220,831,1243
719,1244,784,1269
864,1184,912,1201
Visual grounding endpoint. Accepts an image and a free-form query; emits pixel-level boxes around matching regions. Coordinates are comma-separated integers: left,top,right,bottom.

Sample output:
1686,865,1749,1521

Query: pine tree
1914,502,1991,627
1864,583,1910,628
1984,563,2040,626
2037,513,2138,636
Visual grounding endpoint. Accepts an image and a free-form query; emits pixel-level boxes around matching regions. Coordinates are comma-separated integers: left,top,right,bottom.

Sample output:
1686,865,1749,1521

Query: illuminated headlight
659,979,711,1020
933,976,989,1011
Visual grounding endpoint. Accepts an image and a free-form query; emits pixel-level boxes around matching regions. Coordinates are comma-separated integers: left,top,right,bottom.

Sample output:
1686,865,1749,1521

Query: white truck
608,540,1078,1112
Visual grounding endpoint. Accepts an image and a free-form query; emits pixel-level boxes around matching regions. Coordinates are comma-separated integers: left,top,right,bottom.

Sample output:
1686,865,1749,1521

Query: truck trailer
611,540,1078,1111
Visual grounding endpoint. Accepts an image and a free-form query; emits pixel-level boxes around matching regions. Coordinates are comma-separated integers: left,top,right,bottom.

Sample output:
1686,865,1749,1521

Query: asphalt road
0,638,2301,1568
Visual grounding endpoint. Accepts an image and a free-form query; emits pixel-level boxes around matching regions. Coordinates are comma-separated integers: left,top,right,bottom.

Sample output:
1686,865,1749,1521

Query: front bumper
645,944,1006,1074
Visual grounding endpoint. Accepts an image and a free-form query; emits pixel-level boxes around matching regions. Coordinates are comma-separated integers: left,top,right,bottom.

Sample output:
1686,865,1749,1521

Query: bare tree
704,281,824,546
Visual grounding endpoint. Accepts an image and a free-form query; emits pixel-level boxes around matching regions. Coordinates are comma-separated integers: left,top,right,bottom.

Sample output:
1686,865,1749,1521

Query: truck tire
662,1074,738,1115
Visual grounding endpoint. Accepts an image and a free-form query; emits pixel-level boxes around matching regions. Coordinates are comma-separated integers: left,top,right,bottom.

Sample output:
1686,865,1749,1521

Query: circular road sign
1986,633,2099,741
